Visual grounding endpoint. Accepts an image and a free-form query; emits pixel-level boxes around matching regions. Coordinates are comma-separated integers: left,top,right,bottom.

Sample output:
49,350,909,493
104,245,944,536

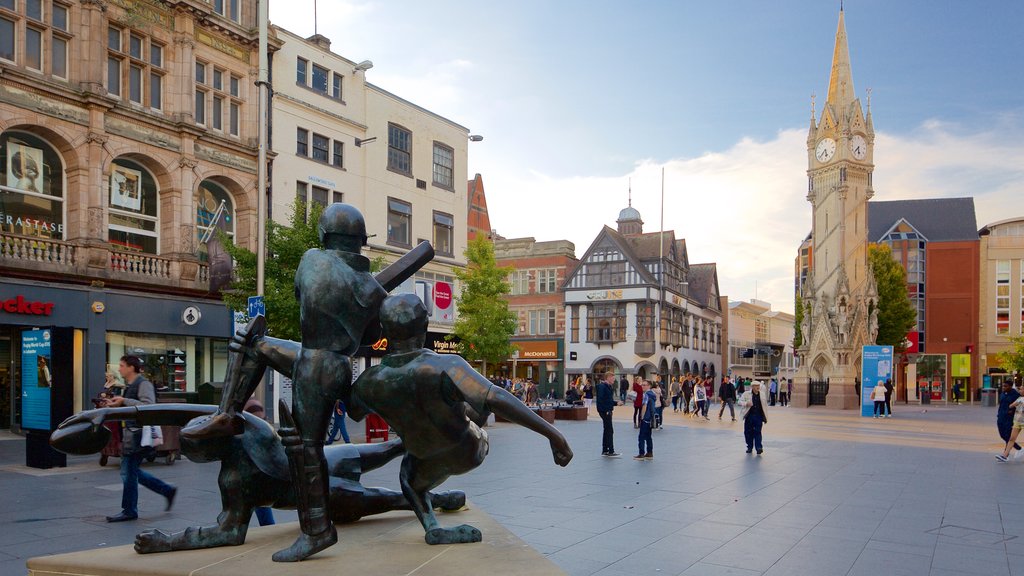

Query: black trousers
600,410,615,453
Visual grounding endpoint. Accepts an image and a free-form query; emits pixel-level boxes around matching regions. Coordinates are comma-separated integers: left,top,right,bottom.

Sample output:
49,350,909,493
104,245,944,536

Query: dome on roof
617,206,642,222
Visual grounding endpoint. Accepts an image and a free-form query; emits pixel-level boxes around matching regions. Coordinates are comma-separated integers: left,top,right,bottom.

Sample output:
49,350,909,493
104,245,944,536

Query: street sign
247,295,265,318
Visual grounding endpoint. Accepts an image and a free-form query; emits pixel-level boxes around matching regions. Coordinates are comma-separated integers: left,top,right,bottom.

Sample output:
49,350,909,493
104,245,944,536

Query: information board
861,345,894,417
21,329,52,430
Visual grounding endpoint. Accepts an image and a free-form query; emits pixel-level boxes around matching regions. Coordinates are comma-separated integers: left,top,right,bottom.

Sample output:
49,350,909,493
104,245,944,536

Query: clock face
849,135,867,160
815,138,836,163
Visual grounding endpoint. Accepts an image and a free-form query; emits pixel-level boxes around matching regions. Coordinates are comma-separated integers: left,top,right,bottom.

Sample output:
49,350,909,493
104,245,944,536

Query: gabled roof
565,226,659,288
868,198,979,243
621,230,684,264
688,263,721,311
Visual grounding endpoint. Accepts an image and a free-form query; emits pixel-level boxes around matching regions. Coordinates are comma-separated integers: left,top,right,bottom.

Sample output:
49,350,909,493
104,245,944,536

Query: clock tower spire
793,7,878,411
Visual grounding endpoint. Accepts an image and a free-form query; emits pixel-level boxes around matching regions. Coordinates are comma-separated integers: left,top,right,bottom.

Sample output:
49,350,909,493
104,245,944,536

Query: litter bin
981,388,998,408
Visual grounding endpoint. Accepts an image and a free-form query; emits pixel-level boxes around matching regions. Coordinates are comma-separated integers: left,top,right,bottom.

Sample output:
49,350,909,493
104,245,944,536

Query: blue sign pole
861,345,894,417
21,329,52,430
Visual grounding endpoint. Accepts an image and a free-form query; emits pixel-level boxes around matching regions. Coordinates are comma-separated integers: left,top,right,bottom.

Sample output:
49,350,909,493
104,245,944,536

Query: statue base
27,504,564,576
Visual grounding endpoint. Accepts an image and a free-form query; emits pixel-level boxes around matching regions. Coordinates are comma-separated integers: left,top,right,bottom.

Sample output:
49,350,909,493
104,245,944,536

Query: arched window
0,131,65,238
195,179,234,259
108,158,158,253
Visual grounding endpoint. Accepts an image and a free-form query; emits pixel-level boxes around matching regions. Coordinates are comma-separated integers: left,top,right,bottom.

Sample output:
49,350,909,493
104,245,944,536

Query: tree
998,336,1024,377
451,237,517,376
868,243,917,349
219,201,323,341
793,292,804,349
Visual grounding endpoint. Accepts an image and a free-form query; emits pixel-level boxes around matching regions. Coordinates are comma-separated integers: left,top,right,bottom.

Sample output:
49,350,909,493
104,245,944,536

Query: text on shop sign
2,295,55,316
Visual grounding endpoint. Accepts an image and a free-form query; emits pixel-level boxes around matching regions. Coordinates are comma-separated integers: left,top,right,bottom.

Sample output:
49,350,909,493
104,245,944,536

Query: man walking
997,380,1021,454
103,355,177,522
718,376,737,421
739,380,768,455
597,372,620,457
619,375,629,405
634,380,655,460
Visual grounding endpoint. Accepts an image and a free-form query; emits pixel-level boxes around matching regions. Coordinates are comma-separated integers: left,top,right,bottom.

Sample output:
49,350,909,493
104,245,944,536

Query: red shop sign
2,295,55,316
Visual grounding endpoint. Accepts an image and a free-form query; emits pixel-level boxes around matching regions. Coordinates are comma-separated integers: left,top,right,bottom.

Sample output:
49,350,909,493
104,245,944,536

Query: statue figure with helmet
182,203,433,561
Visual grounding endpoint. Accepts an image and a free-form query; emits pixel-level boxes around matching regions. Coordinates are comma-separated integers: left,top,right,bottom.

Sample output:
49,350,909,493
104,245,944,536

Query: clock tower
793,8,879,410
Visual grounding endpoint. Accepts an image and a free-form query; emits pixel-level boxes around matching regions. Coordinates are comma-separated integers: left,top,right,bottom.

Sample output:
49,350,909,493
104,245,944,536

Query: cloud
482,124,1024,315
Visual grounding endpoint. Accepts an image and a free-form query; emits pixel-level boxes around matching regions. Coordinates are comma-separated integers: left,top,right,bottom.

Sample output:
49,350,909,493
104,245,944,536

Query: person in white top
693,380,708,421
871,381,887,418
997,395,1024,462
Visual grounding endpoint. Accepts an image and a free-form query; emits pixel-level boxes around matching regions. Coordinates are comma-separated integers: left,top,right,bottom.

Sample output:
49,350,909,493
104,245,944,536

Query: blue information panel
21,329,52,430
861,345,894,417
247,296,265,319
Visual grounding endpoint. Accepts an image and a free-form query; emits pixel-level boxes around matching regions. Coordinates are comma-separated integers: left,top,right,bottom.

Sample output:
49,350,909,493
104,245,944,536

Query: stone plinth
27,504,564,576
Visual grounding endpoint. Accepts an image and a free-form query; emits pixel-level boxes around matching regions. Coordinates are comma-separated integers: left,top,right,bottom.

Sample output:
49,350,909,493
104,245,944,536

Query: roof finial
840,0,844,11
628,178,632,207
811,92,816,118
866,87,872,112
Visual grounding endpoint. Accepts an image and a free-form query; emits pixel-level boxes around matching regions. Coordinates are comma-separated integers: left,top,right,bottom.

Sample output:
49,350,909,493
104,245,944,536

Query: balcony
1,232,210,293
634,340,655,357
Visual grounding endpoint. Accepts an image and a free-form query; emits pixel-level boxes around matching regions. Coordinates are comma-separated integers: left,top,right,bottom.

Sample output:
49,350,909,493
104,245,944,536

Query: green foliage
868,243,917,349
793,292,804,349
451,237,517,373
998,335,1024,376
220,201,324,341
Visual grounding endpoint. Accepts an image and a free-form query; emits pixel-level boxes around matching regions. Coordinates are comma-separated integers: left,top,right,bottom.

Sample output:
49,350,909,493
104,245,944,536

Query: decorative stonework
106,117,180,152
108,0,173,30
179,156,199,170
196,29,248,62
0,85,89,125
195,143,256,172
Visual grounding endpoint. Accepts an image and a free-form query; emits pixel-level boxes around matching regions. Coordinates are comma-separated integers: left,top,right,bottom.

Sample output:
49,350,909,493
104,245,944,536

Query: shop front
1,278,232,432
497,339,563,399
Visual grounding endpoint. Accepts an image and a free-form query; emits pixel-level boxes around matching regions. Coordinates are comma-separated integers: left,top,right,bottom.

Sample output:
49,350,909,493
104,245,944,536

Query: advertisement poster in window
7,142,44,194
110,165,142,211
21,329,52,430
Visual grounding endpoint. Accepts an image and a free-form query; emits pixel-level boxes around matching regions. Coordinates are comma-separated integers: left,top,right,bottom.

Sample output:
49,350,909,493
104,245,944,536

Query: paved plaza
1,401,1021,576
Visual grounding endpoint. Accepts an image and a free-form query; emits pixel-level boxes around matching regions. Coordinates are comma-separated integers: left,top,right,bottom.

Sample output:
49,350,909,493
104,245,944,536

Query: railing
0,233,76,265
110,250,173,278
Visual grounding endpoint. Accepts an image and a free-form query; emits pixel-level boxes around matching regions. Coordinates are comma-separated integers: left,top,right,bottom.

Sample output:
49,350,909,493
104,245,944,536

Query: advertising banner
861,345,894,417
21,329,52,430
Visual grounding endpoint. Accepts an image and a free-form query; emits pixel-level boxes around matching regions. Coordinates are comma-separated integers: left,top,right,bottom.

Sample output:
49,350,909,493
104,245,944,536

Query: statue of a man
836,300,849,344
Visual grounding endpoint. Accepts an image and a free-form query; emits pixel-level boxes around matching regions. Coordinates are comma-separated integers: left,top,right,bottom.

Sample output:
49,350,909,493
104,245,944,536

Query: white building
269,28,473,339
563,204,723,386
727,300,798,382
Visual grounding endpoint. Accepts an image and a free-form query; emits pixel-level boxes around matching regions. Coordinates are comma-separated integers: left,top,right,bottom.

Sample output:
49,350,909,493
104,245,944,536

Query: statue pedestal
825,376,860,410
27,504,564,576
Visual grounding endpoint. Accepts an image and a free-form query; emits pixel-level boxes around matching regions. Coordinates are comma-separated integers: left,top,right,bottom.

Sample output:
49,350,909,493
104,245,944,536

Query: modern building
563,203,723,389
728,300,797,382
978,218,1024,387
268,27,475,361
493,236,578,398
869,198,980,403
794,8,878,409
1,0,263,431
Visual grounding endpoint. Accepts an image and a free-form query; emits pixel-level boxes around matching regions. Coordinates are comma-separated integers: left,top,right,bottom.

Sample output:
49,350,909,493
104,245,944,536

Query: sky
270,1,1024,314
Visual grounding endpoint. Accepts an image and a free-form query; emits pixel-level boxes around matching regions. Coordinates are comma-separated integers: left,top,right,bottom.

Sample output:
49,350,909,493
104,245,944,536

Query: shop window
108,158,158,254
0,130,65,239
386,198,411,247
432,211,453,257
106,332,229,393
195,180,234,260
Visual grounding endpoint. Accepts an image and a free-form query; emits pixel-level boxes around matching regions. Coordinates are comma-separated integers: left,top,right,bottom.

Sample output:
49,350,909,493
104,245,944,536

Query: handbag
140,425,163,448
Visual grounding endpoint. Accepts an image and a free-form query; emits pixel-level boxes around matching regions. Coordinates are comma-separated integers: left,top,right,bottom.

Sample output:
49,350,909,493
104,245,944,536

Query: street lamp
469,134,484,142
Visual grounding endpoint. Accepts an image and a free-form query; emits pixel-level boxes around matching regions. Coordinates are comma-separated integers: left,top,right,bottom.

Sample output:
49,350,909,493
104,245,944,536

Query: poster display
110,165,143,211
6,142,44,194
861,345,893,417
21,329,52,430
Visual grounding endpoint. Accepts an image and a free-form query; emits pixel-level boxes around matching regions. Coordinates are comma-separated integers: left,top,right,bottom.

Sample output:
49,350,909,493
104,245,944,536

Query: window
25,26,40,70
0,17,14,62
433,211,453,257
587,303,626,343
311,186,328,207
295,182,308,220
997,260,1010,334
108,27,164,109
0,130,66,239
195,179,234,261
432,142,454,189
194,62,242,134
529,310,557,336
26,0,41,20
212,95,223,130
312,133,329,162
213,0,239,22
4,0,67,75
537,269,557,293
387,123,412,175
194,90,205,124
636,303,655,342
387,198,411,246
229,75,239,97
508,271,530,295
570,306,580,343
296,128,308,156
312,64,328,93
195,61,206,84
332,141,344,168
332,73,342,99
108,158,159,254
296,57,307,85
332,191,342,204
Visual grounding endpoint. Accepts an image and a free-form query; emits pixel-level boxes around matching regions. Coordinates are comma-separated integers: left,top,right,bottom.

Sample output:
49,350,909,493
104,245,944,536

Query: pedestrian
883,378,894,417
952,381,961,405
244,398,276,526
736,378,746,397
718,376,737,421
769,378,778,406
619,375,629,405
597,371,620,457
871,380,887,418
582,377,594,414
634,380,655,460
997,380,1021,455
693,378,708,421
669,376,681,413
103,355,177,522
703,378,714,418
632,376,644,428
997,391,1024,462
739,380,768,455
525,380,539,406
682,374,694,415
779,378,789,407
326,400,351,445
653,382,665,429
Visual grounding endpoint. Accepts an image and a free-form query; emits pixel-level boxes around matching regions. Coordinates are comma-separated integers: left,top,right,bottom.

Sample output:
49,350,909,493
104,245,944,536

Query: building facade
978,218,1024,388
563,204,723,389
1,0,262,430
728,300,797,383
466,173,491,242
794,8,878,409
493,236,577,398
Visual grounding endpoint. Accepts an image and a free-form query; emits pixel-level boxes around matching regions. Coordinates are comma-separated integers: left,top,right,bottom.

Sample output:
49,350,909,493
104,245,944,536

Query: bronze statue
183,203,432,562
347,294,573,544
50,403,466,553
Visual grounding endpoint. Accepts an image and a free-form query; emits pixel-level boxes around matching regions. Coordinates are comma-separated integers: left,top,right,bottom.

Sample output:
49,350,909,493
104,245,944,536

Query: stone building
979,217,1024,387
728,300,797,383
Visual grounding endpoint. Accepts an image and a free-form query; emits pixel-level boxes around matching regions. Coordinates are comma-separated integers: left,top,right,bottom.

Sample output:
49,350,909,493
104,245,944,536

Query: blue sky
271,1,1024,313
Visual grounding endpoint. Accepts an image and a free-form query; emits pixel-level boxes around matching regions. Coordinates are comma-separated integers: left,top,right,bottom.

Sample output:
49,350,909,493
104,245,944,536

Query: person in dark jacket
997,380,1021,453
883,379,895,417
597,372,619,457
619,376,629,404
718,377,737,421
